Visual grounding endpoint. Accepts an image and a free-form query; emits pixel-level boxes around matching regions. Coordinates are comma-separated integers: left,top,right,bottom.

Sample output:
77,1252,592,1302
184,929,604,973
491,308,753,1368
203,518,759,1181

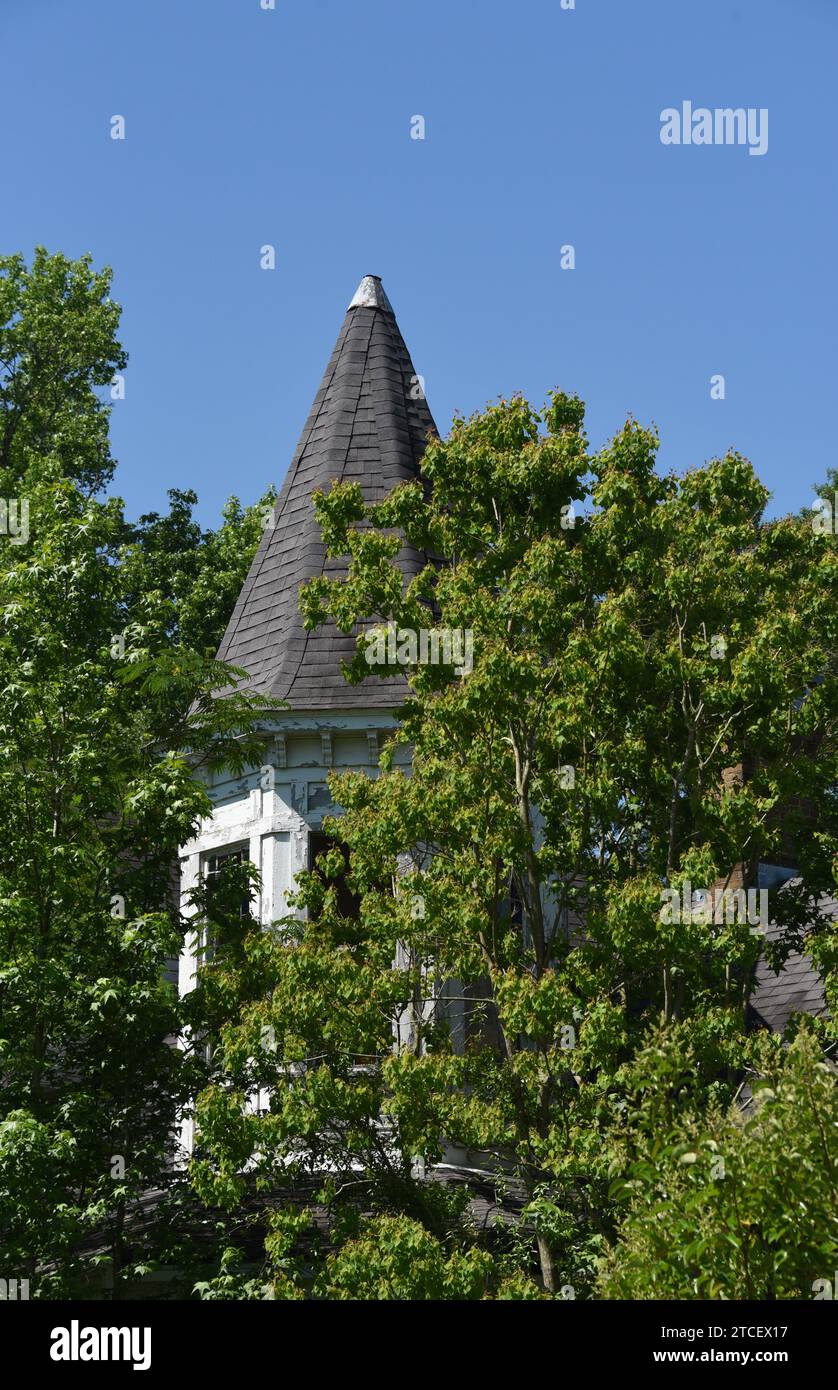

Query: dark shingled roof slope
217,276,437,709
750,881,832,1034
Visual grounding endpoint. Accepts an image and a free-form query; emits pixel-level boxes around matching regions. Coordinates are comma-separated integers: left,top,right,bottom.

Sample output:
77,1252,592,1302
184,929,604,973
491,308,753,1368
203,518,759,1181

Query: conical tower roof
216,276,437,709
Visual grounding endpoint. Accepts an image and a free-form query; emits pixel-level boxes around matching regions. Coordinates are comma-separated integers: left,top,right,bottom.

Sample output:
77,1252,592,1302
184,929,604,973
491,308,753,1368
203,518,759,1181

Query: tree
0,248,125,497
191,391,838,1296
120,486,276,660
0,250,269,1294
597,1028,838,1299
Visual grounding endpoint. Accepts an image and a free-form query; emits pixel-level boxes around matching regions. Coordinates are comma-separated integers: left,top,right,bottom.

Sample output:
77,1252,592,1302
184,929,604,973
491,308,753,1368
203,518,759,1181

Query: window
204,847,246,903
200,846,249,964
308,831,361,920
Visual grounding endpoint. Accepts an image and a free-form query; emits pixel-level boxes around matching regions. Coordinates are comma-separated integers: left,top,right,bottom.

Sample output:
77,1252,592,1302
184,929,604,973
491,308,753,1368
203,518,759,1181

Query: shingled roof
217,275,437,710
750,881,832,1034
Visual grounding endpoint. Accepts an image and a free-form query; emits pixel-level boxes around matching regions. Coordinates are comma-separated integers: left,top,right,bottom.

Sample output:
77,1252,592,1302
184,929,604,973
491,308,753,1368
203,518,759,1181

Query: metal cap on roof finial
349,275,394,314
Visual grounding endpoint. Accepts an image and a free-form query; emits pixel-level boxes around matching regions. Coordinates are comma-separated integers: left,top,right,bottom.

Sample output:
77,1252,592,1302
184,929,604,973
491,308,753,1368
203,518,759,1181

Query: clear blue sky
4,0,835,526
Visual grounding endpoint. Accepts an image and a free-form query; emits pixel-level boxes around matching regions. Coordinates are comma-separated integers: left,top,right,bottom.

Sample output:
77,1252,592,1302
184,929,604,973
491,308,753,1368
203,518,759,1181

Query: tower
177,275,437,1020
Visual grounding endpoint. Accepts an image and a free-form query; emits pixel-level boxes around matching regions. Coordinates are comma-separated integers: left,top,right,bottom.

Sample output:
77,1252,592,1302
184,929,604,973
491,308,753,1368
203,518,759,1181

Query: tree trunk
537,1233,558,1294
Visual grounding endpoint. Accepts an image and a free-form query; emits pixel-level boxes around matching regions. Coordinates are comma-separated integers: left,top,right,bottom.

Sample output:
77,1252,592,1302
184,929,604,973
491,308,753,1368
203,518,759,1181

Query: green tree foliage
0,250,269,1293
0,249,125,495
597,1029,838,1299
191,392,838,1297
121,486,275,659
316,1215,494,1300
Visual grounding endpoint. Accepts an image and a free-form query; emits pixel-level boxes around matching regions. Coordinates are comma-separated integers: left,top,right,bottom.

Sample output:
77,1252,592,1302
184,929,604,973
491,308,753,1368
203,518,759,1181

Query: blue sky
4,0,835,525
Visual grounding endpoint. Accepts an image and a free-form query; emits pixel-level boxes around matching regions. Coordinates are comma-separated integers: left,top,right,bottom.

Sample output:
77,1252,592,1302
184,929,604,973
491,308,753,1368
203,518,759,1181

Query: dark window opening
201,848,249,963
308,831,361,921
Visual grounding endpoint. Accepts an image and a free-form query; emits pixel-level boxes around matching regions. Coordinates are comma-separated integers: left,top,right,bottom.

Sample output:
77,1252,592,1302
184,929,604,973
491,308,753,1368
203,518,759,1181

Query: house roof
750,881,832,1034
216,275,437,710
